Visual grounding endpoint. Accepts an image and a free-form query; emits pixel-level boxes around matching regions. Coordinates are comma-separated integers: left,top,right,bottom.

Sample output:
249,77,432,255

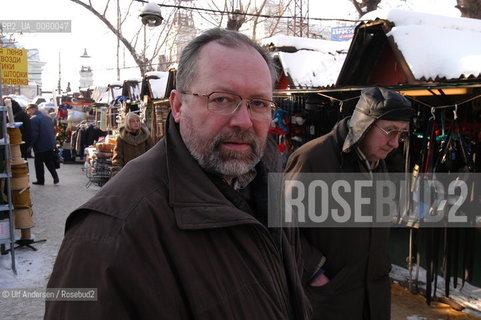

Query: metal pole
143,25,146,75
57,52,61,94
116,0,121,81
408,228,413,291
0,64,3,103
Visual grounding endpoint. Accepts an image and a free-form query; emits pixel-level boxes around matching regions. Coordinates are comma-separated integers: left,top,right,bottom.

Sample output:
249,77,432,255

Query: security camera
140,2,163,27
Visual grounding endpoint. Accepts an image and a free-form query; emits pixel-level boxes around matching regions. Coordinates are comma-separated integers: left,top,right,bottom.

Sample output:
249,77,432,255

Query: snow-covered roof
363,9,481,81
145,71,169,99
276,50,347,88
125,78,142,83
262,35,351,53
91,86,109,103
6,94,31,107
123,78,142,101
108,81,123,87
0,35,23,49
262,35,350,88
145,71,167,78
111,86,123,99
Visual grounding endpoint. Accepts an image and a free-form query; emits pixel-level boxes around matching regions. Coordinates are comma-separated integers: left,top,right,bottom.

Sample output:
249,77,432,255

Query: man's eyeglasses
181,91,276,119
374,124,410,142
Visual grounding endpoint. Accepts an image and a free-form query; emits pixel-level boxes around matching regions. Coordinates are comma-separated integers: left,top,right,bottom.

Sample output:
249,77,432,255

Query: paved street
0,158,479,319
0,159,98,319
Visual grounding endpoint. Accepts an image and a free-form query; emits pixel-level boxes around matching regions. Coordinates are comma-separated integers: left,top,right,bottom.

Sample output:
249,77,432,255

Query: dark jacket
45,115,310,320
12,101,32,158
285,118,391,320
111,125,154,176
30,110,56,153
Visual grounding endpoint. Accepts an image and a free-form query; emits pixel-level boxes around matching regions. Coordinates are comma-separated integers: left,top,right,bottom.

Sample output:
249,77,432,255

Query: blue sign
331,25,355,41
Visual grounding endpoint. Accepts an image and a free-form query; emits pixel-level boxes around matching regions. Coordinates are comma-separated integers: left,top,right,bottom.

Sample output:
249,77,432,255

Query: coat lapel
164,115,259,230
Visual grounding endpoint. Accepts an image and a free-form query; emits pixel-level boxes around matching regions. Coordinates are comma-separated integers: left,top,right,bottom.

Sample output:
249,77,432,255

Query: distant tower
288,0,310,37
79,48,94,88
165,0,197,68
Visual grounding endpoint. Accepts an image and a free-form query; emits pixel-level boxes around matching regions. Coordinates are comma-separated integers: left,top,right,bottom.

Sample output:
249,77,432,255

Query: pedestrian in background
26,103,59,185
285,87,414,320
111,111,154,176
9,98,33,159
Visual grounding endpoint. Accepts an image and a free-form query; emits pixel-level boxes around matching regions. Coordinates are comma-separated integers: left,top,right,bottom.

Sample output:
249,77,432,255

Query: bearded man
45,28,310,320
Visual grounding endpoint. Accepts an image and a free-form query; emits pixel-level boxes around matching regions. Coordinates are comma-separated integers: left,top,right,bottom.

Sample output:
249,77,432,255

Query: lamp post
139,2,163,74
140,2,164,27
79,48,93,89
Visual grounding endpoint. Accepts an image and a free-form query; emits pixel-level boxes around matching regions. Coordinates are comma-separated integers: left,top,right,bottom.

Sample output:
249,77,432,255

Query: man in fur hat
285,87,414,320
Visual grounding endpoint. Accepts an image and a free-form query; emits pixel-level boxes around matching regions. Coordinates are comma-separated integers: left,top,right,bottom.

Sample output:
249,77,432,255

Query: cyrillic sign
0,47,28,86
331,25,355,41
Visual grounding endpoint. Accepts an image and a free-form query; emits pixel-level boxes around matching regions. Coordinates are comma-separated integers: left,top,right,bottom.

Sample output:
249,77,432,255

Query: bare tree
261,0,294,38
195,0,250,29
70,0,179,75
227,7,247,31
456,0,481,18
250,0,269,38
197,0,290,38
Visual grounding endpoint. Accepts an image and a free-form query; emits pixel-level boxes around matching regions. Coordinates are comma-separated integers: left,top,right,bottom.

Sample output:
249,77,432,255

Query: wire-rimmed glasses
181,91,276,119
374,124,410,142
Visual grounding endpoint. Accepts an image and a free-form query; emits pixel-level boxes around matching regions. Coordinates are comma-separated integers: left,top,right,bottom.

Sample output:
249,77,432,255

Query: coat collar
118,126,151,145
31,110,42,118
333,118,387,174
164,115,260,230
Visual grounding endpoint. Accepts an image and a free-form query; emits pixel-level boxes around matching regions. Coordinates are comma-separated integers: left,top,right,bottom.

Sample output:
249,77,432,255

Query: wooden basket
7,127,22,145
9,144,22,161
11,163,29,177
13,207,34,229
11,175,29,190
12,188,32,208
10,158,27,165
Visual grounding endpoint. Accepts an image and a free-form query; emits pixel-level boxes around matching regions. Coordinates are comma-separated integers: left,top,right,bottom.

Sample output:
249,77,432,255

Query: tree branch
70,0,147,73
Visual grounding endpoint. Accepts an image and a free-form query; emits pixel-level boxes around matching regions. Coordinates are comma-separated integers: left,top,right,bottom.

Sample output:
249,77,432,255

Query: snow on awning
122,78,142,101
363,9,481,81
144,71,169,99
278,50,347,88
261,35,351,53
261,35,350,89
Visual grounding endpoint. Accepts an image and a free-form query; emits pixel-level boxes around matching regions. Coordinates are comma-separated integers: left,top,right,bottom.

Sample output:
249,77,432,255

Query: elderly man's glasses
374,124,410,142
181,91,276,119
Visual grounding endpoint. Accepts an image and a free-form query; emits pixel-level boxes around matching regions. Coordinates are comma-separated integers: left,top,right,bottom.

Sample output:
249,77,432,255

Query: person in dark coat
45,28,310,320
285,87,414,320
111,112,154,176
9,99,33,159
26,103,59,185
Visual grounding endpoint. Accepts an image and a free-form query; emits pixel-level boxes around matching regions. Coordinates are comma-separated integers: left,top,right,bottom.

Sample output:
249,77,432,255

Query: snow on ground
406,316,436,320
390,264,481,318
0,160,99,320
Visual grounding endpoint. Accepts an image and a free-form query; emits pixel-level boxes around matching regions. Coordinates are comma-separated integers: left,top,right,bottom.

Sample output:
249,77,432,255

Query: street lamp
139,2,163,73
140,2,163,27
79,48,93,88
80,48,91,58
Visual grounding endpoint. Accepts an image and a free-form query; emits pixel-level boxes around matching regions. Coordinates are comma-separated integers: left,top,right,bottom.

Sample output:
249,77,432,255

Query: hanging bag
53,148,62,169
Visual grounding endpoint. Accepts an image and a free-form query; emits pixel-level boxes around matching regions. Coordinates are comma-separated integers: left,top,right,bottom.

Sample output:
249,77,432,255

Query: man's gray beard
180,116,266,177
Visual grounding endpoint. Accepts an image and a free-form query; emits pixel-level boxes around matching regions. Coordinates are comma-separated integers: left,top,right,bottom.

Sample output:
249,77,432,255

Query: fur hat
343,87,414,152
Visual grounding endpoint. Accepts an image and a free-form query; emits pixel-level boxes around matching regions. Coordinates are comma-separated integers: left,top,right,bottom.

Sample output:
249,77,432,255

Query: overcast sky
1,0,459,93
